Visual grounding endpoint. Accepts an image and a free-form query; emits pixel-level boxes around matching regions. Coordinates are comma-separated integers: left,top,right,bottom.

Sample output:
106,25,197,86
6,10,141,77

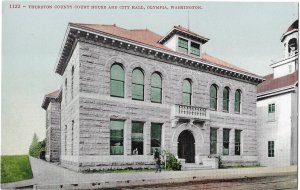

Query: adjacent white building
257,20,298,167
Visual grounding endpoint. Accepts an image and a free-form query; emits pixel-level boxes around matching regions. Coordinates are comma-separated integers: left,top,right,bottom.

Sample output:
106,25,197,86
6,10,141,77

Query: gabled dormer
159,25,209,57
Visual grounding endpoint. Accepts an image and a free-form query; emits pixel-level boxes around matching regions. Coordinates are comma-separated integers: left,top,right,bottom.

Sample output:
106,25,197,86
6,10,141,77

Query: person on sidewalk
153,148,161,173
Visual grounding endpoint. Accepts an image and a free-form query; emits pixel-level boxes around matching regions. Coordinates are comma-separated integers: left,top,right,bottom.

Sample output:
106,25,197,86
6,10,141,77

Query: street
120,175,297,190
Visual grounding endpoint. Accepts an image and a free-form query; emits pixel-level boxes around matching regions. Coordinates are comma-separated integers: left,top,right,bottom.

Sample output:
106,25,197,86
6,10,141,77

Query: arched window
182,79,192,105
210,84,218,110
132,68,144,101
71,66,74,99
151,72,162,103
110,63,125,98
223,87,230,112
235,90,241,113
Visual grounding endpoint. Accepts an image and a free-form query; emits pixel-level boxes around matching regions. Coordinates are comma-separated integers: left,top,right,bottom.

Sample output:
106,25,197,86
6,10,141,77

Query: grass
1,155,33,183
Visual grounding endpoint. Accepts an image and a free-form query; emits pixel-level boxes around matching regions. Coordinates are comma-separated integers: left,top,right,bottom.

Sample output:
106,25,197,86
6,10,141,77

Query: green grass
1,155,33,183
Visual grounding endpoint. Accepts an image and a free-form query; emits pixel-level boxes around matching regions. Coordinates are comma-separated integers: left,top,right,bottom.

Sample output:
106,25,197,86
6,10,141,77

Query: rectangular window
210,128,218,154
268,141,274,157
110,120,124,155
235,130,241,155
110,80,124,98
151,88,162,103
132,122,144,155
190,42,200,56
223,129,230,155
132,84,144,101
268,103,275,121
71,121,74,155
151,123,162,154
178,38,188,54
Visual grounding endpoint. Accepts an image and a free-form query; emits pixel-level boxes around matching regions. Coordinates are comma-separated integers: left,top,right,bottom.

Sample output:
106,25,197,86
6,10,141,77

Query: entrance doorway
178,130,195,163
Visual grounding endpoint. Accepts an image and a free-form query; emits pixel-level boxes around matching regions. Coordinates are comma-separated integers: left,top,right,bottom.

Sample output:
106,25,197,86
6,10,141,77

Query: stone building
257,20,298,167
42,23,264,171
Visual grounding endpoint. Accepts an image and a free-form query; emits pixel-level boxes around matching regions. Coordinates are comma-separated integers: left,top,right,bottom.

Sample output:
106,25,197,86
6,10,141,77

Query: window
71,121,74,155
178,38,188,54
182,79,192,105
210,84,218,110
268,141,274,157
132,122,144,155
151,72,162,103
223,129,230,155
71,66,74,99
64,125,67,155
235,90,241,113
235,130,241,155
110,120,124,155
223,87,230,112
151,123,162,154
210,128,217,154
110,64,125,98
190,42,200,56
268,103,275,121
65,78,67,103
132,68,144,101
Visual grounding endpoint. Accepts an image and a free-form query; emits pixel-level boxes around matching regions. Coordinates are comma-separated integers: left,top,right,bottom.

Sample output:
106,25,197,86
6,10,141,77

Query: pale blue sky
2,1,298,155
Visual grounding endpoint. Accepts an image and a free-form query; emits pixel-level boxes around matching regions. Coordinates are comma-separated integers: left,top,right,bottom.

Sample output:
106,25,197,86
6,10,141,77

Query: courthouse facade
42,23,264,171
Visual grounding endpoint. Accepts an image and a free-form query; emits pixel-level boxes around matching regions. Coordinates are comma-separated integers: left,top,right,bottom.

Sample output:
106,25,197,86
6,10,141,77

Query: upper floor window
223,87,230,112
235,90,241,113
151,72,162,103
210,84,218,110
178,38,188,54
182,79,192,106
268,103,275,121
71,66,74,99
190,42,200,56
110,63,125,98
132,68,144,101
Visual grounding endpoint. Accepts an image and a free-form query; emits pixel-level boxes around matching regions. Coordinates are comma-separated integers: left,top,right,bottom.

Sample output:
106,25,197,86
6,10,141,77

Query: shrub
29,134,46,158
163,150,182,171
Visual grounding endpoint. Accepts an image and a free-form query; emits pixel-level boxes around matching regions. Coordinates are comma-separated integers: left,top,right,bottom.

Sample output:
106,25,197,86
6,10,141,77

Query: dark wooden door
178,130,195,163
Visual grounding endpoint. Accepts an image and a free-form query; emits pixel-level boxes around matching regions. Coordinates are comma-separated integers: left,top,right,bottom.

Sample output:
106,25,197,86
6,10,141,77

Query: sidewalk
1,157,297,189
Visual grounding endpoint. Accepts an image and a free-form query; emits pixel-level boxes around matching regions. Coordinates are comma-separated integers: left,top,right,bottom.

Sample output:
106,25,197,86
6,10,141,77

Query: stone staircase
182,163,212,171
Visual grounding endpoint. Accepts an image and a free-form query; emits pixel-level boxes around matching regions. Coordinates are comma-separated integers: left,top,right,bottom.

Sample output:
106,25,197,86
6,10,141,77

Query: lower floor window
151,123,162,154
210,128,217,154
235,130,241,155
223,129,230,155
110,120,124,155
268,141,274,157
132,121,144,155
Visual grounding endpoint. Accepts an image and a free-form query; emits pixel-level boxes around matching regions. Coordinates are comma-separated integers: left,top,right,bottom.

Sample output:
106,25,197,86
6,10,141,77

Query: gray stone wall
60,41,258,170
45,99,61,162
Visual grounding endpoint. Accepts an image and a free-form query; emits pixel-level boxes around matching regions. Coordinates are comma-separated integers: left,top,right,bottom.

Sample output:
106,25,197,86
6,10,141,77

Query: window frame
190,41,200,56
110,119,125,155
210,128,218,155
223,128,230,156
235,130,241,155
223,87,230,112
268,141,275,157
182,79,192,106
132,68,144,101
210,84,218,111
235,90,241,113
268,103,276,121
110,63,125,98
131,121,144,155
178,37,188,54
150,72,162,103
151,123,162,154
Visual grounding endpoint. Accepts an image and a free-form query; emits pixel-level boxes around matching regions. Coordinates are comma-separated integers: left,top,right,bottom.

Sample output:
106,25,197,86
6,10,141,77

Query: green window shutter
151,123,162,153
182,79,192,105
110,120,124,155
110,64,125,98
223,87,229,112
132,69,144,100
151,73,162,103
235,90,241,113
210,85,218,110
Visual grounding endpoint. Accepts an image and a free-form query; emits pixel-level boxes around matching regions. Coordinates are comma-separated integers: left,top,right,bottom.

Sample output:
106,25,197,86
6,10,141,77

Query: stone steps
182,163,213,171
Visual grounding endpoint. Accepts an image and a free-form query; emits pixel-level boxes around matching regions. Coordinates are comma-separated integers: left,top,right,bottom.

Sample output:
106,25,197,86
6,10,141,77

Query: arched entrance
178,130,195,163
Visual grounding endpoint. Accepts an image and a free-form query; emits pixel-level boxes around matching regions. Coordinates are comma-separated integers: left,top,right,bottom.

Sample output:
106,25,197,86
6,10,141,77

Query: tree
29,133,41,158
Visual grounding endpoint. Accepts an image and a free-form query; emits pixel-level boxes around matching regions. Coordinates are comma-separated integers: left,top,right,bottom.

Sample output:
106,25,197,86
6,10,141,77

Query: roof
71,23,256,77
41,90,60,110
257,71,298,94
281,20,298,42
159,25,209,44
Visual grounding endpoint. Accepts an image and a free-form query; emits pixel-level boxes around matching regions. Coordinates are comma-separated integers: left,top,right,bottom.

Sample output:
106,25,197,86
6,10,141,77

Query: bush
163,150,182,171
29,133,46,158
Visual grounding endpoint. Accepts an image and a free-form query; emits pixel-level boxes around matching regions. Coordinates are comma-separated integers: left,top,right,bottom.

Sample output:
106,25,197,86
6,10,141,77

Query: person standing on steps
154,148,161,173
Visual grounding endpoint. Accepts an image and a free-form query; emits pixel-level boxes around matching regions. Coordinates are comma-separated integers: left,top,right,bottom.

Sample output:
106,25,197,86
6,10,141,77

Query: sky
1,1,298,155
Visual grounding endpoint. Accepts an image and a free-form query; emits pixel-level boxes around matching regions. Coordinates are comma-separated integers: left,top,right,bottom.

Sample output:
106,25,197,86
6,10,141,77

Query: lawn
1,155,33,183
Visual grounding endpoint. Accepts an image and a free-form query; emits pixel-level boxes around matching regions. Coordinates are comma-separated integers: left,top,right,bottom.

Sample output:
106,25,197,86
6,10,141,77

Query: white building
257,20,298,167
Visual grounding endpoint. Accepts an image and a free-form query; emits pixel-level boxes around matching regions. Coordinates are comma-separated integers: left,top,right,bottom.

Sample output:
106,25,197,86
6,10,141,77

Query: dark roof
257,71,298,93
72,23,256,76
41,90,60,110
286,20,298,33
